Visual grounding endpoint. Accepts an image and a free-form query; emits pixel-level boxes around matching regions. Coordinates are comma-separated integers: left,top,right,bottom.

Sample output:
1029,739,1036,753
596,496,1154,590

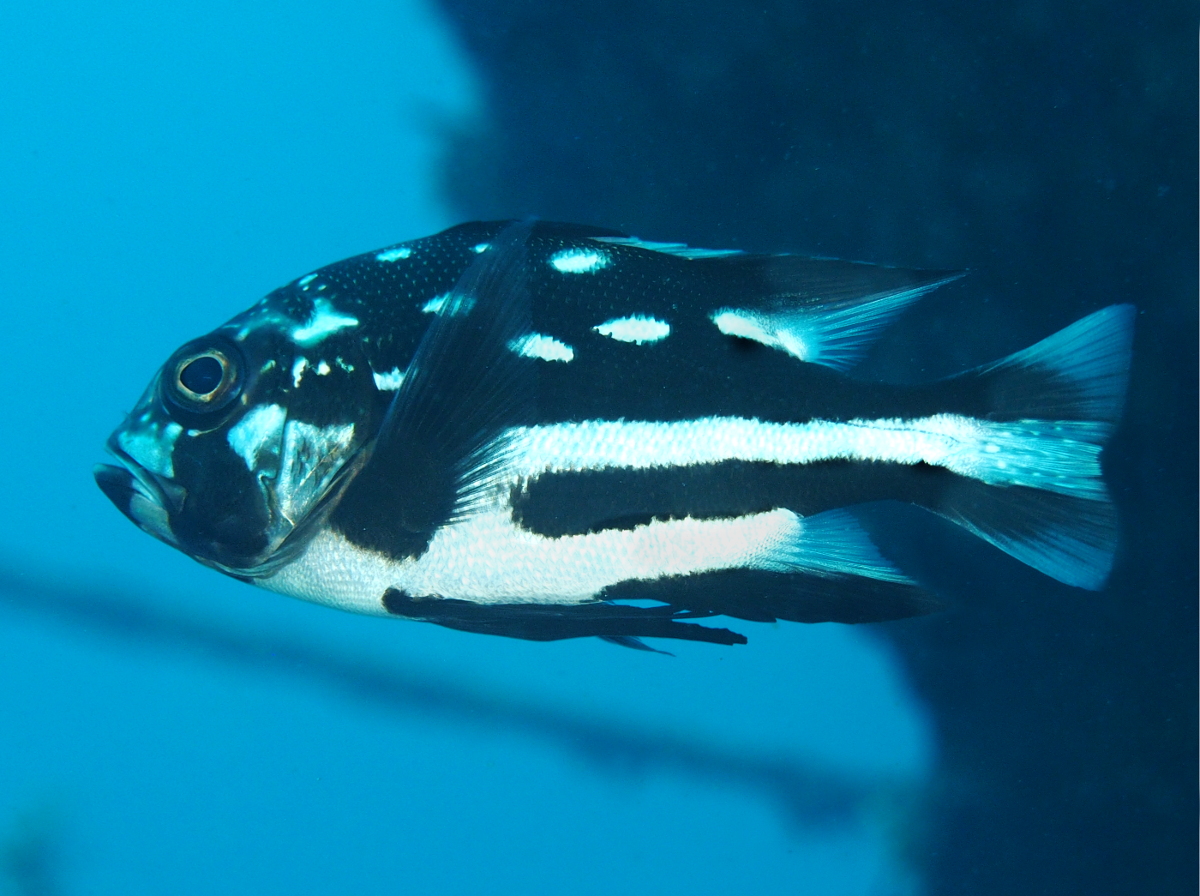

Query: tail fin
937,305,1135,589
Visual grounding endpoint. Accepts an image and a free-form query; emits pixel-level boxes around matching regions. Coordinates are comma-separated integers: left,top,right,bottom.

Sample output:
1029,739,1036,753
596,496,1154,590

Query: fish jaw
94,436,184,552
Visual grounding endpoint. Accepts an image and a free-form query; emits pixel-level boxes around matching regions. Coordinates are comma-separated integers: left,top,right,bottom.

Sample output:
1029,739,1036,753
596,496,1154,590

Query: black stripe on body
513,459,959,538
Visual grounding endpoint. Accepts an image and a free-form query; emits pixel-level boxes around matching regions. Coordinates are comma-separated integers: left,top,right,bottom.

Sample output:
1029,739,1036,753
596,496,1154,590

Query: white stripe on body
490,413,1099,491
267,507,808,609
401,507,804,604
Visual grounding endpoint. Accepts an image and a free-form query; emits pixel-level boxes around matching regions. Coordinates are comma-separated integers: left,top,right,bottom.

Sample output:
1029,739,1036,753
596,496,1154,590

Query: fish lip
95,433,186,546
102,432,186,514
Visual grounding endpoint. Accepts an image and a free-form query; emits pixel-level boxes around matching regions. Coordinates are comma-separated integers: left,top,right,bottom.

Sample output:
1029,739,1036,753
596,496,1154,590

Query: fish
95,220,1134,648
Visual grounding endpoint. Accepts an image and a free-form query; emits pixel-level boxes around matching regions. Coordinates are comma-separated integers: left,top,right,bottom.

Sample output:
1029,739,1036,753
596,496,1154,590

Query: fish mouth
95,427,374,579
94,436,185,548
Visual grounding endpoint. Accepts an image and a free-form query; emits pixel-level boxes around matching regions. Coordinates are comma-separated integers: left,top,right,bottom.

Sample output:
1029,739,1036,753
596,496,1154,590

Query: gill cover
99,301,381,576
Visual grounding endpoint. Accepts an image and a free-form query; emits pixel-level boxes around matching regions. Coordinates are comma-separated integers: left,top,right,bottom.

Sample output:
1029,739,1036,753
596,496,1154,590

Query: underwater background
0,1,1194,893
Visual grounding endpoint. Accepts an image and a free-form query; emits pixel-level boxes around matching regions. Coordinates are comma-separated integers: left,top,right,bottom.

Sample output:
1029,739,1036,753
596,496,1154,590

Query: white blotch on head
421,293,475,316
593,315,670,344
118,422,182,479
472,243,489,254
335,357,355,373
235,304,291,341
298,274,318,288
550,247,609,274
291,297,359,346
508,333,575,363
316,360,331,376
291,357,308,388
375,247,412,263
227,404,287,471
260,359,277,374
372,367,405,391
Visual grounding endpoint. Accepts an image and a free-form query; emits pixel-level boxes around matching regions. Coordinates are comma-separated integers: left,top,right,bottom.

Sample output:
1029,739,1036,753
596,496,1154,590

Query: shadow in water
1,803,63,896
0,564,916,831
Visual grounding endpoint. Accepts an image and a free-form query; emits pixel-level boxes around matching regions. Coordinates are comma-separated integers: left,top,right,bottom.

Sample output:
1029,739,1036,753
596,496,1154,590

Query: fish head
96,287,385,577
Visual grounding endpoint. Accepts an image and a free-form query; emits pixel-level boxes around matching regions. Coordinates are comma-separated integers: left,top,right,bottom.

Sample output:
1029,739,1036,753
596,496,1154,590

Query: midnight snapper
95,221,1133,647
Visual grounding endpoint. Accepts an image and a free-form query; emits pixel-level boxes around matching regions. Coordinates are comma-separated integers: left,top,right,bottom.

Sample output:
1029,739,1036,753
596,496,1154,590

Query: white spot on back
712,309,812,360
550,247,609,274
298,274,318,287
375,247,412,262
472,242,490,254
421,294,449,314
590,236,742,259
593,315,670,344
709,276,946,371
508,333,575,363
291,297,359,346
421,293,475,316
227,404,287,471
372,367,405,391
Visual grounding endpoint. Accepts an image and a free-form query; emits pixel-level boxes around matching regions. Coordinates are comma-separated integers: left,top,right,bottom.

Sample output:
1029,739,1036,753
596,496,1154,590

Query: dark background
435,1,1197,891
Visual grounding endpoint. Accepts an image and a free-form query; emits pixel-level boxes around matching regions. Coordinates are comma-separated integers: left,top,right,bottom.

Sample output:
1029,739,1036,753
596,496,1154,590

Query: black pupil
180,356,224,395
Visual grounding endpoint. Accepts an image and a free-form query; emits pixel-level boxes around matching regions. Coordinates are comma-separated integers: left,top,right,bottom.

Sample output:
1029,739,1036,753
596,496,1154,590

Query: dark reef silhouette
433,1,1197,892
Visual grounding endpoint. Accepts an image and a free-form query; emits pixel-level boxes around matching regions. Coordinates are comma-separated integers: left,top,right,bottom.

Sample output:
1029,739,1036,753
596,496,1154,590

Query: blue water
0,2,934,892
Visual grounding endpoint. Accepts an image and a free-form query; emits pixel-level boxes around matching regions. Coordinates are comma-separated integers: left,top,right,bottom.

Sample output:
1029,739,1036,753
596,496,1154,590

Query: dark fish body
96,221,1133,647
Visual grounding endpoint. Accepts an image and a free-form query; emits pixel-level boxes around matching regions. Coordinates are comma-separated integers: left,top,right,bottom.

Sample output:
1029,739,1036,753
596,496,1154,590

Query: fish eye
161,339,244,423
179,354,225,396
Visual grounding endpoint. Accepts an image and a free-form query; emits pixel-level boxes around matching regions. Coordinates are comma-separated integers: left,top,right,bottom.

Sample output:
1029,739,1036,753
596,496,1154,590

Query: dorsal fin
706,255,962,371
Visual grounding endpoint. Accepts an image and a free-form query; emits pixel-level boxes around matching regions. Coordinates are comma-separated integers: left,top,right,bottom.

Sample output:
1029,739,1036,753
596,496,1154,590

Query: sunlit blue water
0,2,935,892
